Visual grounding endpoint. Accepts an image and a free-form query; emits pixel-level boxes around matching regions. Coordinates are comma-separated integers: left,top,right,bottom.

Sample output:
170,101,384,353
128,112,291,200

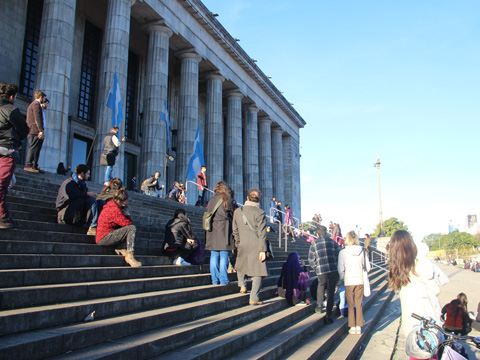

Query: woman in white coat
337,231,370,334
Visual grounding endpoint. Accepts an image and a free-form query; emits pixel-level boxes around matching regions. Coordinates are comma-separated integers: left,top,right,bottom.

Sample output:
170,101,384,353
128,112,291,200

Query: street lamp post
373,156,385,237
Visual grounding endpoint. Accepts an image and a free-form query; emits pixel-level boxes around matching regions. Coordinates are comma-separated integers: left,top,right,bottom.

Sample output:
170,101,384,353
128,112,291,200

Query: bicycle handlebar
411,313,480,348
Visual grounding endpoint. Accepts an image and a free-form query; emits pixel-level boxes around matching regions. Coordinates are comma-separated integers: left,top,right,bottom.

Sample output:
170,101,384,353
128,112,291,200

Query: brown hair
247,187,261,203
457,292,469,315
34,90,46,100
213,181,230,208
387,230,417,292
101,177,123,194
0,83,18,99
114,188,128,206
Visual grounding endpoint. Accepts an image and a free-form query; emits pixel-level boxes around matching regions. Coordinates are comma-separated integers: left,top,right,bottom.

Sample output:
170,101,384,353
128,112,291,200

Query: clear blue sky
201,0,480,240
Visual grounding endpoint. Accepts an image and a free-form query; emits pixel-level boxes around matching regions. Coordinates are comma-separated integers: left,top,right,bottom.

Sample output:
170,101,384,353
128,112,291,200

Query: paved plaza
359,263,480,359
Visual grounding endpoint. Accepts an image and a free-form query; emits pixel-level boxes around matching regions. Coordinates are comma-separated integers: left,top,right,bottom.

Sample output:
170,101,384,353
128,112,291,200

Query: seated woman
277,252,311,306
95,188,141,267
97,177,123,212
167,181,181,202
442,292,472,335
163,209,197,265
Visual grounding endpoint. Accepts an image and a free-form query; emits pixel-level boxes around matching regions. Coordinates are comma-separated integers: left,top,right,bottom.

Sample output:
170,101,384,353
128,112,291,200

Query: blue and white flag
186,123,205,181
160,100,171,152
106,71,124,127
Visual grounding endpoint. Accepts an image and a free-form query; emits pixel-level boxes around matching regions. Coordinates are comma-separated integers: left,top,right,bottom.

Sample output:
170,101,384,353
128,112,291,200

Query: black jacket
0,99,29,150
56,176,89,211
164,214,194,249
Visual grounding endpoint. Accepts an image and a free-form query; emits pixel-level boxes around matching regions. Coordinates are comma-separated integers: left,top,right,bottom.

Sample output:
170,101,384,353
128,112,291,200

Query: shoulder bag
362,250,371,297
241,208,273,260
202,199,222,231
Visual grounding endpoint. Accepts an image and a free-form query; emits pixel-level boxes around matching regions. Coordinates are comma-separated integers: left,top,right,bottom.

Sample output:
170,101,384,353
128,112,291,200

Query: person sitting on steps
163,208,197,266
95,188,141,267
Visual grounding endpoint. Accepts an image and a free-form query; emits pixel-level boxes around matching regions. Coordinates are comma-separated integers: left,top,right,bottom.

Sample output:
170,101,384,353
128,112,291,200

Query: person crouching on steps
163,208,197,265
95,188,141,267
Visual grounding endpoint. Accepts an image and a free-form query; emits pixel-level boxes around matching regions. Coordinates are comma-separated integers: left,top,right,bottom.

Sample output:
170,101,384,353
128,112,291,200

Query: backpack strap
241,208,258,239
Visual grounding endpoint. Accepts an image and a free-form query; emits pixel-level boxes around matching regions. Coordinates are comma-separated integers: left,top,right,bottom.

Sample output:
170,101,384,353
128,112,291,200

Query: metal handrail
185,180,215,195
269,207,300,228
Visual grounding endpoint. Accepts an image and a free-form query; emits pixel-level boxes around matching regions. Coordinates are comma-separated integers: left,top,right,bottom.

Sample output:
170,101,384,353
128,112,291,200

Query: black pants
25,134,43,169
317,271,339,319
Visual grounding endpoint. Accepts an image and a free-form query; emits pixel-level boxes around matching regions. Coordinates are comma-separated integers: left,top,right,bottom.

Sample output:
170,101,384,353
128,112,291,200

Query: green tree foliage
372,217,408,237
423,231,480,250
423,233,443,250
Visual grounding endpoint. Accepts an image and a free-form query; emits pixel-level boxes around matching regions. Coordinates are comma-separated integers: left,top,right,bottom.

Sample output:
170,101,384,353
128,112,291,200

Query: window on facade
19,0,44,97
78,21,101,123
125,51,138,140
123,152,137,186
72,135,93,173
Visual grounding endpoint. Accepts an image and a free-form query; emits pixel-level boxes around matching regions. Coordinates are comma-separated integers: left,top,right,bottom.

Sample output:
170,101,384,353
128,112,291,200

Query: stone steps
0,169,393,360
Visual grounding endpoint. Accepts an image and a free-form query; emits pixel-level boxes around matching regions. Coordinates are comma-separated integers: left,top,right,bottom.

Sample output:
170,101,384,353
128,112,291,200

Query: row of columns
33,0,298,214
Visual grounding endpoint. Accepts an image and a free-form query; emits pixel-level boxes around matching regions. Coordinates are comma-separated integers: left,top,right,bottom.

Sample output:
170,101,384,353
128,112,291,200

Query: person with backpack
205,181,234,285
141,171,164,197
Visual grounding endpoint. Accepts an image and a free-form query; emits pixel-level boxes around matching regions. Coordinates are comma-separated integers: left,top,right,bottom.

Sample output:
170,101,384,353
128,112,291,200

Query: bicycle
407,313,480,359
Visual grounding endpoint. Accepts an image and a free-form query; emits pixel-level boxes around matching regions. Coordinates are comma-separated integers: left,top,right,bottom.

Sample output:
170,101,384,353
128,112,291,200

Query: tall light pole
374,156,385,236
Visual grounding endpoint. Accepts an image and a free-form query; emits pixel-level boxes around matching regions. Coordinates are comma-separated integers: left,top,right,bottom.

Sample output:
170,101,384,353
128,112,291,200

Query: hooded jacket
164,214,194,249
337,244,370,286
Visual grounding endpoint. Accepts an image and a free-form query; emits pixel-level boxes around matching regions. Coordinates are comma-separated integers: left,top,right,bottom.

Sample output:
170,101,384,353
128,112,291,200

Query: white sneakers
173,257,192,266
349,326,362,335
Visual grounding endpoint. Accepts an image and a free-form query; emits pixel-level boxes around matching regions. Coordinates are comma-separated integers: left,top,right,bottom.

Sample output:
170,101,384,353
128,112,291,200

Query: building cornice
178,0,306,129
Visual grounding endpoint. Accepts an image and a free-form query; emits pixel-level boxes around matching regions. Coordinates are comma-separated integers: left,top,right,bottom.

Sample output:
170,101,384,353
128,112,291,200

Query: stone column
93,0,135,183
243,105,259,195
271,126,285,206
205,72,225,195
35,0,76,173
291,135,302,220
224,90,244,203
258,117,273,212
176,51,201,197
141,22,172,186
282,134,293,211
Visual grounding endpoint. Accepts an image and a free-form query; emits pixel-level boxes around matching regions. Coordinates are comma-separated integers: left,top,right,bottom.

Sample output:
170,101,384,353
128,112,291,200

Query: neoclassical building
0,0,305,216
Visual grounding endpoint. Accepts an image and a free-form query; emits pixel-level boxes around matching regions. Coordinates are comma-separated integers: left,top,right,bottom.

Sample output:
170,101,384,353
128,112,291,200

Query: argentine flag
106,71,124,127
160,100,171,153
186,123,205,181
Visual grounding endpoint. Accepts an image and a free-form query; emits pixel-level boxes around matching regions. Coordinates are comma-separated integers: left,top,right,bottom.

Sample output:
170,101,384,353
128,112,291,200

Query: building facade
0,0,305,217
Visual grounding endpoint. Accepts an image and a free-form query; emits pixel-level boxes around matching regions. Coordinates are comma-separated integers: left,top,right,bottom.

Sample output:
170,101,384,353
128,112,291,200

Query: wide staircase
0,169,392,360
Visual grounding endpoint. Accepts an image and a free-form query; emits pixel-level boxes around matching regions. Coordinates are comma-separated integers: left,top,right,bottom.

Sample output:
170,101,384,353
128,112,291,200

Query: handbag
202,199,222,231
241,208,273,260
100,153,108,166
362,250,371,297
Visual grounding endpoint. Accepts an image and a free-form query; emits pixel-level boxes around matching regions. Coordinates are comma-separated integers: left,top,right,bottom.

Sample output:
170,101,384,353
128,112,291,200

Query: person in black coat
163,209,197,265
205,181,234,285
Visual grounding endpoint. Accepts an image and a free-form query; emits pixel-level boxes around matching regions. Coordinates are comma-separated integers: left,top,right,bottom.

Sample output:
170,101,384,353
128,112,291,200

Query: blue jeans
210,250,230,285
85,196,98,228
104,166,113,184
145,189,159,197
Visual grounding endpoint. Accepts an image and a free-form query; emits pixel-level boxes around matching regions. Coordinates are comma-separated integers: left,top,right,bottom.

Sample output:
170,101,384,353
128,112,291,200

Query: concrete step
318,289,395,360
0,271,224,310
157,297,315,360
279,277,391,360
0,286,281,360
45,290,287,360
0,253,169,270
0,263,210,288
0,281,243,337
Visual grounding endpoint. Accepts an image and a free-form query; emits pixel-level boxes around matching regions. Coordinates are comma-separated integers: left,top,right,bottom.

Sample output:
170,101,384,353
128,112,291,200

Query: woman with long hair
387,230,443,346
205,181,234,285
278,252,311,306
442,292,472,335
337,231,370,334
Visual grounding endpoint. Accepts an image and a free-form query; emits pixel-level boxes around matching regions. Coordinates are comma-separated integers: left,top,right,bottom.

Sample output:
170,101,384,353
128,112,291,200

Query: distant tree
423,233,443,250
372,217,408,237
441,230,480,250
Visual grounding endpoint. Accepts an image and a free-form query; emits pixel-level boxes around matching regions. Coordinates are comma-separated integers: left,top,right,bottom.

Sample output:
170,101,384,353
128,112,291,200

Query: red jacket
197,171,207,190
442,301,465,330
96,200,132,243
